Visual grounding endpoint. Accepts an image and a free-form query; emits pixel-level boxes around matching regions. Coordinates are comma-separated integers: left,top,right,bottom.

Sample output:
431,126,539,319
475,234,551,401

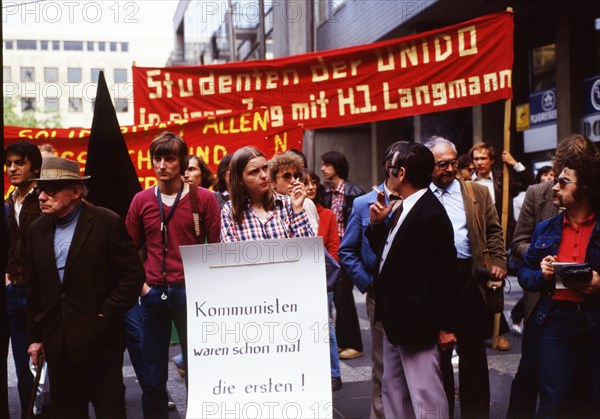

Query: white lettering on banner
379,70,512,110
376,24,478,71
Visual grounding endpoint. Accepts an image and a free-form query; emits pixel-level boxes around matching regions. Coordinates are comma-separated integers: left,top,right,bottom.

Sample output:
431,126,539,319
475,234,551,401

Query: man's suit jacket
339,185,382,293
478,167,533,247
510,181,558,321
366,190,457,346
459,180,507,305
27,203,145,365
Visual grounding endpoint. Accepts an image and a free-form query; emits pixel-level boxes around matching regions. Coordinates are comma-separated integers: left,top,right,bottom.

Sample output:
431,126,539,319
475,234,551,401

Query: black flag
85,71,141,218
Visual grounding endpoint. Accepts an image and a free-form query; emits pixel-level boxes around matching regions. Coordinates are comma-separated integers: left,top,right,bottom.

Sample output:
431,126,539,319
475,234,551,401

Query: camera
474,268,504,313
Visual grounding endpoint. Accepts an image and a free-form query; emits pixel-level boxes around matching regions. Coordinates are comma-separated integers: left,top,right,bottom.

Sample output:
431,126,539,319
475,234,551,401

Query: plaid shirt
221,193,314,242
330,180,346,237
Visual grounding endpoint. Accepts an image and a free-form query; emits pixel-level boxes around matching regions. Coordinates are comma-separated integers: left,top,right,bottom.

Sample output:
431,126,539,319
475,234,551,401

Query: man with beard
518,153,600,417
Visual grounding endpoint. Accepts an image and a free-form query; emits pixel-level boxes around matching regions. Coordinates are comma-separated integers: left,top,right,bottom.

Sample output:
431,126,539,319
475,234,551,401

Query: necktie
388,200,404,233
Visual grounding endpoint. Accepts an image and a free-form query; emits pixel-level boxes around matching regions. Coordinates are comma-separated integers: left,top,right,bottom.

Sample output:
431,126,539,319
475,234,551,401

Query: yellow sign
515,103,530,132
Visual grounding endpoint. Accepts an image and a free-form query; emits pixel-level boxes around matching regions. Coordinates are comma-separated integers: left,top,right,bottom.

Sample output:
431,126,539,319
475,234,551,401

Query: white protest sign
180,237,332,419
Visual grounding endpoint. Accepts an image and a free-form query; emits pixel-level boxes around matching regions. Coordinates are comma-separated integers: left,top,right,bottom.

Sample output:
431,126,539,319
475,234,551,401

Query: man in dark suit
339,141,404,418
26,157,145,419
426,137,507,419
366,142,457,419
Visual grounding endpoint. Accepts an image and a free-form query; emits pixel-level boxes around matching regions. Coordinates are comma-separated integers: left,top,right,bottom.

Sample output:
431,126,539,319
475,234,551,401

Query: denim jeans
536,305,600,419
6,284,34,418
124,301,149,390
328,292,341,378
140,285,187,419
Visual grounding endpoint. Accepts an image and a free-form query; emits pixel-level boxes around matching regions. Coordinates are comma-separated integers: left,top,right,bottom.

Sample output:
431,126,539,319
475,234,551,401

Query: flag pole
492,96,512,350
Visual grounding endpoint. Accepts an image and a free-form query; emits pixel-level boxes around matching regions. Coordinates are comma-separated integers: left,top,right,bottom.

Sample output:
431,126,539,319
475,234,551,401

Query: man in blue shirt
426,137,507,419
338,141,403,418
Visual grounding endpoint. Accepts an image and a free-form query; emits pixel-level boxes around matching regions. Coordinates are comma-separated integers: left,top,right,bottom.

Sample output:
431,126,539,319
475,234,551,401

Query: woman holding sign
220,146,314,242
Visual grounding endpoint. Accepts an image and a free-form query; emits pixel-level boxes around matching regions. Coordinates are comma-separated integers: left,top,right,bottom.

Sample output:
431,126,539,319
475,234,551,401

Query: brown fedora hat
33,156,91,181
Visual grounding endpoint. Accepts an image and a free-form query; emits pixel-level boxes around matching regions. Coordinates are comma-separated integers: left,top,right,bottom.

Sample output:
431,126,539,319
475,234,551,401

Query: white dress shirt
379,188,427,273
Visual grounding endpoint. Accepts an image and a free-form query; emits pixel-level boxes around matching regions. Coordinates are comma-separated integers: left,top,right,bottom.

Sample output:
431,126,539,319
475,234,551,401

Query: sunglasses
277,171,303,182
435,160,458,169
553,177,577,189
34,181,76,197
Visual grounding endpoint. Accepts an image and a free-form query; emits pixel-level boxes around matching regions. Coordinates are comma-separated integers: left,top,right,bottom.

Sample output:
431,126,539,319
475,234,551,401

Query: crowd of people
4,131,600,419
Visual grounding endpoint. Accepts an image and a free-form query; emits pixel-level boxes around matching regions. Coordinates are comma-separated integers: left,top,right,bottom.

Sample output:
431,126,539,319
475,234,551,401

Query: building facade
174,0,600,188
3,33,171,128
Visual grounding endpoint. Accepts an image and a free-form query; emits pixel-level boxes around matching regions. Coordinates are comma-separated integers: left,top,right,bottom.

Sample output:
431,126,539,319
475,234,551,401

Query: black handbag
557,262,592,287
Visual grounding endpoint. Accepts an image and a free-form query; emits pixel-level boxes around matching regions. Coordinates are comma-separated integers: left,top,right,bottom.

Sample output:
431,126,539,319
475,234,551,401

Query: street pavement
8,276,524,418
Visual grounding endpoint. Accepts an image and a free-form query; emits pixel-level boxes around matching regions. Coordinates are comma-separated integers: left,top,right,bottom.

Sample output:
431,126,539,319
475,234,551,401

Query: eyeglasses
277,171,303,182
553,177,577,189
435,160,458,169
34,181,75,197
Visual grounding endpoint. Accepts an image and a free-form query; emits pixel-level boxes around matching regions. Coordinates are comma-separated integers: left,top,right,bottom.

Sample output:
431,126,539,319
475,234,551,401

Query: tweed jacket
459,180,507,305
510,181,558,321
26,203,145,365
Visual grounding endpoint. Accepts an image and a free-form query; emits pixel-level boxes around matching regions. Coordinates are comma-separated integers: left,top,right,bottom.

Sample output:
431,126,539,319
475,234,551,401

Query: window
41,40,49,50
115,98,128,113
531,44,556,92
21,98,35,112
16,40,37,50
87,41,94,51
52,41,60,50
110,42,117,52
64,41,83,51
114,68,127,83
4,40,14,49
91,68,103,82
45,97,59,112
69,98,83,112
44,67,58,82
67,68,81,83
21,67,35,82
121,42,129,52
98,42,106,51
3,67,11,82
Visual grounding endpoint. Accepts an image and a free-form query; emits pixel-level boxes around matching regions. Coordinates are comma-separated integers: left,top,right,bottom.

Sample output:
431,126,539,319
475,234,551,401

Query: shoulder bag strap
463,180,492,269
189,184,204,244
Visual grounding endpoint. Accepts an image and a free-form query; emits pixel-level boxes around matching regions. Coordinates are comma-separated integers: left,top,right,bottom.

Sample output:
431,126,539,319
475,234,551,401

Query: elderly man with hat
26,157,145,419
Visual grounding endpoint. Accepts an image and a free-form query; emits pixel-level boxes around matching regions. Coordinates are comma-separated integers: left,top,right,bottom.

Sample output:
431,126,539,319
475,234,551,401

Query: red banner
3,111,303,198
133,12,513,128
